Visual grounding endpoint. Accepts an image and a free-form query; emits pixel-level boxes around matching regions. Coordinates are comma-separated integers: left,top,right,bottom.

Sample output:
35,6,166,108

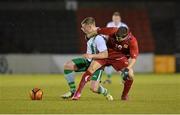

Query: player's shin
97,85,113,101
97,85,108,96
64,70,76,93
72,70,92,99
121,77,133,100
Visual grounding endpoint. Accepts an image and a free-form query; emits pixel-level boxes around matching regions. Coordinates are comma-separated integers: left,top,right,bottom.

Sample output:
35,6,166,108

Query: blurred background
0,0,178,74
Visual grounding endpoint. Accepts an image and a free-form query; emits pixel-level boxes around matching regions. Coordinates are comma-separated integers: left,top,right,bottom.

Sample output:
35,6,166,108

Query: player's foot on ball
61,91,74,99
103,79,112,84
106,93,113,101
71,92,81,100
121,95,128,101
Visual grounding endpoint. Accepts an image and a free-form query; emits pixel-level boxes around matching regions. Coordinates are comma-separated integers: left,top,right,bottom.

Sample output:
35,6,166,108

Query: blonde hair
81,17,96,25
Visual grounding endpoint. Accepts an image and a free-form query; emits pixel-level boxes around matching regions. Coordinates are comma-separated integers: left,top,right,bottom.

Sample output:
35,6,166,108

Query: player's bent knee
64,61,70,69
87,66,95,74
88,61,101,74
64,61,76,70
90,87,98,93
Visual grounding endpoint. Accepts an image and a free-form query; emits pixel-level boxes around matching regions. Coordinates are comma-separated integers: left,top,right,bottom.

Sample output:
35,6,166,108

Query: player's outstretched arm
128,37,139,69
97,27,118,35
127,58,136,69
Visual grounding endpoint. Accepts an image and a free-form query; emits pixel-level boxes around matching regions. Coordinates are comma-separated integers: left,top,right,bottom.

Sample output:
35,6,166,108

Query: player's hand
82,54,93,59
121,68,129,81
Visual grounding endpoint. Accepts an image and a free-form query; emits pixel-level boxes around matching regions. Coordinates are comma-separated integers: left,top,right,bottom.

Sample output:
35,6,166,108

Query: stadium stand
76,8,155,53
0,10,79,54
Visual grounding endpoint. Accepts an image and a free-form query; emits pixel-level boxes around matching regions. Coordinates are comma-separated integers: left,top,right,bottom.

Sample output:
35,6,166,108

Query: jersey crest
123,44,128,49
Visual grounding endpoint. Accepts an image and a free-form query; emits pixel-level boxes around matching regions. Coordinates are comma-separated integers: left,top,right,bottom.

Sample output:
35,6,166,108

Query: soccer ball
29,88,43,100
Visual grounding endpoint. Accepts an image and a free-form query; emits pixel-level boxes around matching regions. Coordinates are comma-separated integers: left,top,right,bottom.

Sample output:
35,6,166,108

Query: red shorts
97,56,129,71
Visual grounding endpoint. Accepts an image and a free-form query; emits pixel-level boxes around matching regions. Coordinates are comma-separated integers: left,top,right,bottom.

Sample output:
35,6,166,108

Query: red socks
75,70,92,95
122,78,133,97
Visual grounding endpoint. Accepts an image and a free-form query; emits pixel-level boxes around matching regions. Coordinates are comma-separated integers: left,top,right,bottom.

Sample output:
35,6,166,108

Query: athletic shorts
96,56,129,71
72,58,103,81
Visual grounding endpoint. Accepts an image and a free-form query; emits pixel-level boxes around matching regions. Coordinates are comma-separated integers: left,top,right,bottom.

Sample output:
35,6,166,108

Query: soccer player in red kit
72,27,139,100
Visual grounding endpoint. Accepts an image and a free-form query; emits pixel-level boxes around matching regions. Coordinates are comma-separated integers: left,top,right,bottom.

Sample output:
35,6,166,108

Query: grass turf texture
0,73,180,114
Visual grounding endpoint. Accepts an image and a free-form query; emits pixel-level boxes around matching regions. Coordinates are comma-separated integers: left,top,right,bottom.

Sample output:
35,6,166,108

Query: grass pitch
0,73,180,114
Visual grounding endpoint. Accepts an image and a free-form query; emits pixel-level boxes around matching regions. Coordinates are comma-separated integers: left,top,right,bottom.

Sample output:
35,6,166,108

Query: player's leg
62,58,90,99
103,66,113,84
72,60,105,100
121,68,134,100
90,69,113,101
110,57,134,100
62,60,77,98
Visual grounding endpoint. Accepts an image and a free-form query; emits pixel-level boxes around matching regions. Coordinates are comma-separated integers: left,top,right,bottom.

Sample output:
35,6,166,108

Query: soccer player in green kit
61,17,113,101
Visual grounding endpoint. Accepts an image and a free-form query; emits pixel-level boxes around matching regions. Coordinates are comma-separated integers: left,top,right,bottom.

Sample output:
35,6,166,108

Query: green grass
0,73,180,114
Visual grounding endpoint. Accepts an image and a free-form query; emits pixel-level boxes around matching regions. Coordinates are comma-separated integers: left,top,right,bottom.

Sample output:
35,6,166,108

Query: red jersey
97,27,139,59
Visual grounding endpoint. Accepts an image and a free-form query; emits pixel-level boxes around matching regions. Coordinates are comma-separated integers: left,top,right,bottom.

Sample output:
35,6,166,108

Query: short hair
113,11,120,16
116,27,128,38
81,17,96,25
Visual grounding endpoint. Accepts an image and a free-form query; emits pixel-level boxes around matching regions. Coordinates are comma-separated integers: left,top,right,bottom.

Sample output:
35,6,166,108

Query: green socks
64,70,76,93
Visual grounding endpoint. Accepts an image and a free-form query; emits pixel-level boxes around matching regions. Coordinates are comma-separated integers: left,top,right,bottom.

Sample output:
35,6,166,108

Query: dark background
0,0,179,54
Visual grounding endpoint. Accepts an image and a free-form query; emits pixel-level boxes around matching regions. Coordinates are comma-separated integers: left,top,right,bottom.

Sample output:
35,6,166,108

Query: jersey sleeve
129,37,139,59
94,36,107,52
97,27,118,36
